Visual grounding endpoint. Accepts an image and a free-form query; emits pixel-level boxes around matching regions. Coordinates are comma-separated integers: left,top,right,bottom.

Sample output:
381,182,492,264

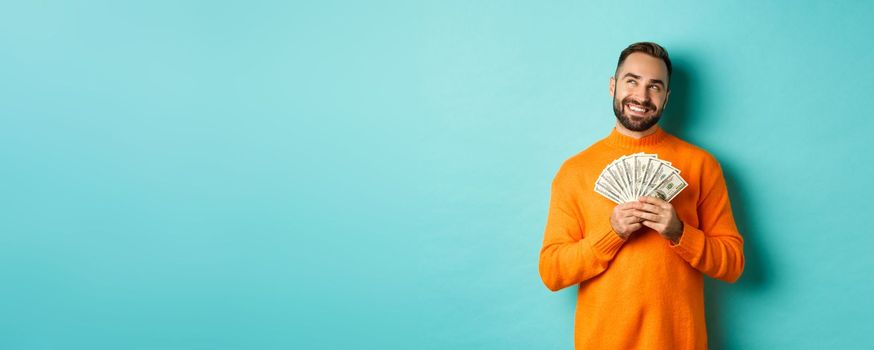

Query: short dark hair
616,42,672,88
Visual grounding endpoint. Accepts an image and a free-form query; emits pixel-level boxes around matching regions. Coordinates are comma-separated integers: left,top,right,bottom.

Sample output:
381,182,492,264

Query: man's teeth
627,104,647,112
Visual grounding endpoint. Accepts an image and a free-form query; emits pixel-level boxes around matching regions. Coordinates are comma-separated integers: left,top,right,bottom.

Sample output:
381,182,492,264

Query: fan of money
594,152,688,204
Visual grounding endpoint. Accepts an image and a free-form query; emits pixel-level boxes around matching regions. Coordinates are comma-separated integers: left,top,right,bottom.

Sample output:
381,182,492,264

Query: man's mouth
625,103,650,115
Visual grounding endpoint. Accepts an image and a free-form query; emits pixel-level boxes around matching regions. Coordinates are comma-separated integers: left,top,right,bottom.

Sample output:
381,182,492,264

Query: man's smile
625,102,651,116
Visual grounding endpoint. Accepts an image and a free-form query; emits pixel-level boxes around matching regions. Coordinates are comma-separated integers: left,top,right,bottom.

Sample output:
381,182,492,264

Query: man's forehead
616,52,669,80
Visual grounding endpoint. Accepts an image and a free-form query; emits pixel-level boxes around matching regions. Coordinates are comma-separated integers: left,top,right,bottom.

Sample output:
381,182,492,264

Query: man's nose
632,85,650,101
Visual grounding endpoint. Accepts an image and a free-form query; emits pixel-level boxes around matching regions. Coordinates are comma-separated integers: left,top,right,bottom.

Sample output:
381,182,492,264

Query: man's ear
609,76,615,98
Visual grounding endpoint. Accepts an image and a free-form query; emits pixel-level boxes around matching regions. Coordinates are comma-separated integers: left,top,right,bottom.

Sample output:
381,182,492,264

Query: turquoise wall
2,1,872,349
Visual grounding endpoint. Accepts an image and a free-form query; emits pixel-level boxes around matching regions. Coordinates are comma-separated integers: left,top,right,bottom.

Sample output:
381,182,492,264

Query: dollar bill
595,153,687,203
611,158,631,201
633,153,656,198
646,171,688,201
595,182,622,204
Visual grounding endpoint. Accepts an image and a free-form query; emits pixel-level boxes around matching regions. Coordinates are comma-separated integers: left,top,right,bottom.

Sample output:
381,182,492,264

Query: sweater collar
604,125,669,149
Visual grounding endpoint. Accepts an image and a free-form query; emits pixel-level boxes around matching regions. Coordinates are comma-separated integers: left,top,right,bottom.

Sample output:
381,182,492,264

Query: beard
612,95,664,132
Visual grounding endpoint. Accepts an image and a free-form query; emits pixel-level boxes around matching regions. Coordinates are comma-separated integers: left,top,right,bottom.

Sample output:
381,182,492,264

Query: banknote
647,171,688,201
594,153,686,204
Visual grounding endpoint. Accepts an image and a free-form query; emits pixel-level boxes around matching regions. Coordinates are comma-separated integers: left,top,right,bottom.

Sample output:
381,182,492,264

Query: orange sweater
538,126,744,350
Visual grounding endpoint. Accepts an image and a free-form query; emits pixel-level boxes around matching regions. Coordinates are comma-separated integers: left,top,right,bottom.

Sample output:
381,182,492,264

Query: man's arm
669,161,745,283
538,168,629,292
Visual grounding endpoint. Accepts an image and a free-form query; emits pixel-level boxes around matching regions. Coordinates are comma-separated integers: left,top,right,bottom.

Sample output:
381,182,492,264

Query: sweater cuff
669,223,705,266
587,221,627,262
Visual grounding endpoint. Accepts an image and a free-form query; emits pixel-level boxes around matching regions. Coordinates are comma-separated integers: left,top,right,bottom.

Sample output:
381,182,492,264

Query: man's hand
610,202,644,240
630,196,684,244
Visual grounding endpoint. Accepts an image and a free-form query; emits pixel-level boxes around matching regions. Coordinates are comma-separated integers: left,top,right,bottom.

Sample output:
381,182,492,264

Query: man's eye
649,85,661,91
627,80,637,85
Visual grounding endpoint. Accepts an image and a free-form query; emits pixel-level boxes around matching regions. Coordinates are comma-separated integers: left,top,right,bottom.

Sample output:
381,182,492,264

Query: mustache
621,97,656,111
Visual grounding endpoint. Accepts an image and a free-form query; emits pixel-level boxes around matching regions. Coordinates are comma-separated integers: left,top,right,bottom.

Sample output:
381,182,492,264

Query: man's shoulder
667,134,720,165
552,139,611,180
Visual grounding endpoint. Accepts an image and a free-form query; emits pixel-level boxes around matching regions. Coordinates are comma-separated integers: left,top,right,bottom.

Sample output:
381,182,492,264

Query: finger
626,215,647,226
635,202,662,214
616,206,640,215
641,197,673,212
616,202,640,211
638,196,669,208
621,210,647,222
641,220,660,231
632,210,661,222
640,221,655,229
622,216,640,225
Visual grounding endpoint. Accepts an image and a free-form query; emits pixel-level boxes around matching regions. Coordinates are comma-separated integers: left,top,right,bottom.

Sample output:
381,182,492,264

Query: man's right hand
610,202,643,240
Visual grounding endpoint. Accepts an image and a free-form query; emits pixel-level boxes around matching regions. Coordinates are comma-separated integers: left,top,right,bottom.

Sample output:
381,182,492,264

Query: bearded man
538,42,745,350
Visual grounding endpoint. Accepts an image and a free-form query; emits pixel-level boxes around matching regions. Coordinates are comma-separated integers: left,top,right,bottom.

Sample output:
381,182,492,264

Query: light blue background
2,1,872,349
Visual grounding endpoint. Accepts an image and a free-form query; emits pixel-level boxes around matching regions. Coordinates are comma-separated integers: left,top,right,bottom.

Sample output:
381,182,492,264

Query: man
538,42,744,349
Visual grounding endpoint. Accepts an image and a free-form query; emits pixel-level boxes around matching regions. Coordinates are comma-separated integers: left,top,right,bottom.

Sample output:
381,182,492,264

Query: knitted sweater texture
538,126,745,349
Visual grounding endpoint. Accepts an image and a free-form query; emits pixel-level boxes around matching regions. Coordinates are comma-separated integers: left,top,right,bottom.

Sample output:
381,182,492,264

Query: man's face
609,52,671,132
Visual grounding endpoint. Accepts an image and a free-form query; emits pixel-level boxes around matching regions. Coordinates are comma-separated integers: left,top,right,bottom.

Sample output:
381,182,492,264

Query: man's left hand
630,196,684,244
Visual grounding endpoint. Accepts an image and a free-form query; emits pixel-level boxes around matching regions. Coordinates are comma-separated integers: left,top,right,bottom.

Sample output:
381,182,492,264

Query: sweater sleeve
538,165,627,292
669,158,745,283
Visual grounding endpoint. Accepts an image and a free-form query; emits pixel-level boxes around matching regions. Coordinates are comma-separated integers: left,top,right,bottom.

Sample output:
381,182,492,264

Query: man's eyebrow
622,73,666,87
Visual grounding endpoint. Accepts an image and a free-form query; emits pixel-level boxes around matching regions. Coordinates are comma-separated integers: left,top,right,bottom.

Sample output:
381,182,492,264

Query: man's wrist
670,221,684,245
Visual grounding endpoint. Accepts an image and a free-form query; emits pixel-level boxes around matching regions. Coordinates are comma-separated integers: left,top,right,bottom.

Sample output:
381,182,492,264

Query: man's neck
615,122,659,139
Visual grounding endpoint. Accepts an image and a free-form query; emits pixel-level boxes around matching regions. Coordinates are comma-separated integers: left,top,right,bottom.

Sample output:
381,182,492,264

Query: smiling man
538,42,745,349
